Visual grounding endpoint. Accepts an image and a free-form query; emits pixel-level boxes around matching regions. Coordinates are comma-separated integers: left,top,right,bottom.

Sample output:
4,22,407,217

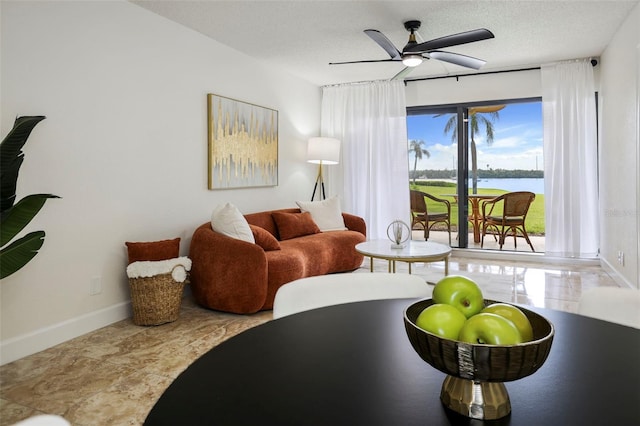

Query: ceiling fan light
402,54,423,67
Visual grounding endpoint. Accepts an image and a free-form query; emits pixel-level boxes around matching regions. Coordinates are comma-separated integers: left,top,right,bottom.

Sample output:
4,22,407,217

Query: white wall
598,2,640,289
0,1,321,364
406,68,541,107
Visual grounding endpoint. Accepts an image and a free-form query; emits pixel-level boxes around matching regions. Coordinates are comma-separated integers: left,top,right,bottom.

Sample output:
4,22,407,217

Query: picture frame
207,93,278,189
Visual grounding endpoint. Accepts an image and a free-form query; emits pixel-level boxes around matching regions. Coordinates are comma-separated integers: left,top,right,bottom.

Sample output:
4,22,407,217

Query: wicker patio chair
410,190,451,245
480,191,536,251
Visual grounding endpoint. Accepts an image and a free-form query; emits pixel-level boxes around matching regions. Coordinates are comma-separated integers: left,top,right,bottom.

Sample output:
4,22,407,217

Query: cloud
430,142,457,154
495,123,535,135
416,141,543,171
490,137,521,149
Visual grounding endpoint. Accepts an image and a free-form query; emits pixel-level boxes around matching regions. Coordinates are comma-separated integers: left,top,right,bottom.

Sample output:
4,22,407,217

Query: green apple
415,304,467,340
458,313,523,345
432,275,484,318
482,303,534,342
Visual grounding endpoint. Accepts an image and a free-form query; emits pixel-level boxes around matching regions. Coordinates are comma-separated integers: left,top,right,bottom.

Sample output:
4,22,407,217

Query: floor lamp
307,137,340,201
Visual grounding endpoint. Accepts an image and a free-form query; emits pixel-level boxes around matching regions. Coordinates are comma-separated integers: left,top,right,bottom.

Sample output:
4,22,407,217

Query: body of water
471,178,544,194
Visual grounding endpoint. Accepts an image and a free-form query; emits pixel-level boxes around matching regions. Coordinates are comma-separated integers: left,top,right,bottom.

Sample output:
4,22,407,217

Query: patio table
446,193,499,243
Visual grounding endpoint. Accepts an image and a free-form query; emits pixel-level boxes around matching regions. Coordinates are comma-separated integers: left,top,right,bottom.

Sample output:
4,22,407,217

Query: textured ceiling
131,0,639,86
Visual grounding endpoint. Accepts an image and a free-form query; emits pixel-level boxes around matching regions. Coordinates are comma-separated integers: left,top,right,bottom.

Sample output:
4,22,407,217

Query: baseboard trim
0,301,131,366
600,258,636,289
451,248,601,266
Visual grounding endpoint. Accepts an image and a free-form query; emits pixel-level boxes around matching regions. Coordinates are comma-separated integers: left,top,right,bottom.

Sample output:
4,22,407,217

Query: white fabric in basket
126,257,192,283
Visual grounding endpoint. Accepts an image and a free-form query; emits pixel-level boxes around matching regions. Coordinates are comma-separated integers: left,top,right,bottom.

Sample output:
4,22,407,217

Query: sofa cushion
211,203,255,243
296,196,347,232
250,224,281,251
125,238,180,264
272,211,320,240
261,230,367,310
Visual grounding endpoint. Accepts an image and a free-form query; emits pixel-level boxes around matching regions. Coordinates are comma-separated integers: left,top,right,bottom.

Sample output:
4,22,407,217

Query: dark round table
145,299,640,425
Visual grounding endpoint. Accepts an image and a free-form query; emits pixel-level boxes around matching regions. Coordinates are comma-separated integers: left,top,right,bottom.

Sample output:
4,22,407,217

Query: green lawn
409,182,545,235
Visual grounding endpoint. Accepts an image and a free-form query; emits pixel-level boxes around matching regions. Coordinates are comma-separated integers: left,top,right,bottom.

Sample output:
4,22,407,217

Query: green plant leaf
0,155,24,211
0,230,45,279
1,116,46,213
1,194,60,247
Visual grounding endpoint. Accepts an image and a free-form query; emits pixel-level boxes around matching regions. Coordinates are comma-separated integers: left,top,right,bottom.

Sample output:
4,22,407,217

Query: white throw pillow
296,196,347,232
211,203,255,243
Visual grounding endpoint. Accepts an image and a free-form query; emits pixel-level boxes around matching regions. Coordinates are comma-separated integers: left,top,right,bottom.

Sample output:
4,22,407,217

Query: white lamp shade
307,137,341,164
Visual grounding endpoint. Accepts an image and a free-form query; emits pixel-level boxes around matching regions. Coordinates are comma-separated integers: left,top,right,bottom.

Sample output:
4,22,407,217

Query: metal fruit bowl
404,298,554,420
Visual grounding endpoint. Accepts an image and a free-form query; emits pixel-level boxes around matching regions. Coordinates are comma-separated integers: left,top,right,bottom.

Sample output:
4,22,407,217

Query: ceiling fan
329,20,494,80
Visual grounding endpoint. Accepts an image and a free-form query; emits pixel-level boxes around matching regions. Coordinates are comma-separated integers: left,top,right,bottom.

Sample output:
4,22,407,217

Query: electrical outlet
90,276,102,295
619,251,625,266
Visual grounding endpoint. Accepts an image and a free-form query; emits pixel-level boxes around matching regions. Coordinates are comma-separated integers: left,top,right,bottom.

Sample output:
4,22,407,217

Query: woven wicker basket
129,267,187,326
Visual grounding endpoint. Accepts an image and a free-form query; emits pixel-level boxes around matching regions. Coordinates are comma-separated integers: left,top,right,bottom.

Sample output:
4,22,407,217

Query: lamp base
310,163,326,201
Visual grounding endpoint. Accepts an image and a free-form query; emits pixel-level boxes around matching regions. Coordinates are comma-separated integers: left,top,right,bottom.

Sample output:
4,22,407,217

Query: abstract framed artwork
207,94,278,189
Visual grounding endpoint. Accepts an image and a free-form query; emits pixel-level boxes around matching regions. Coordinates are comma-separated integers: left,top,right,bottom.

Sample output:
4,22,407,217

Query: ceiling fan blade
364,29,402,60
429,51,487,70
329,59,397,65
390,66,416,81
405,28,494,53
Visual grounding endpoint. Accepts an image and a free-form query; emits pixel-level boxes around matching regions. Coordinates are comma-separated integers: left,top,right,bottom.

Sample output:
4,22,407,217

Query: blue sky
407,101,543,171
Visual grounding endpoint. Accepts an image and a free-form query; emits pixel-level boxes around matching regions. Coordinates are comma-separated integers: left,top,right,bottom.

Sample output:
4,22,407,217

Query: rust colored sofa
189,208,367,314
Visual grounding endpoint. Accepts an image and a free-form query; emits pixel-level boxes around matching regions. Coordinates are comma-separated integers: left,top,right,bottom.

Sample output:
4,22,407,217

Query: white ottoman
11,416,70,426
273,272,432,319
578,287,640,329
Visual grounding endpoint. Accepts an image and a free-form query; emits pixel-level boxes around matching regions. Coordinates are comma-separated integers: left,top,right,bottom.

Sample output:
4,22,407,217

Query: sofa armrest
189,223,268,314
342,213,366,237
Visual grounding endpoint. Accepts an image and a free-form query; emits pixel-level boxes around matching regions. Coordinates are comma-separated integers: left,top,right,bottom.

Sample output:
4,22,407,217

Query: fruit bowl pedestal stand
404,299,555,420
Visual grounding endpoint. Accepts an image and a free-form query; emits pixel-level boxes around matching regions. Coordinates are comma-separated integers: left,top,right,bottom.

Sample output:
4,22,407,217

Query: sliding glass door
407,99,544,251
407,105,467,248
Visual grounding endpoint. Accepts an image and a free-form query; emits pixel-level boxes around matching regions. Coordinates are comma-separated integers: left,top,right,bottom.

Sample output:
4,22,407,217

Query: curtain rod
404,59,598,84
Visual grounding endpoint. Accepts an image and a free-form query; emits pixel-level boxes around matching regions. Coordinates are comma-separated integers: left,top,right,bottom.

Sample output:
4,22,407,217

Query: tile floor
0,253,620,425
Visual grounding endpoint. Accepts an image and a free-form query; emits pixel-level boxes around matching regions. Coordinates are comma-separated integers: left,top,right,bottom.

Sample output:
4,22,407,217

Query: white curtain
541,59,599,258
321,80,410,239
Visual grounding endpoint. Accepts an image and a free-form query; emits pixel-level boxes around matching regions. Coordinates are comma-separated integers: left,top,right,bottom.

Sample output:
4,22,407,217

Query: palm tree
408,139,430,184
443,106,504,193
